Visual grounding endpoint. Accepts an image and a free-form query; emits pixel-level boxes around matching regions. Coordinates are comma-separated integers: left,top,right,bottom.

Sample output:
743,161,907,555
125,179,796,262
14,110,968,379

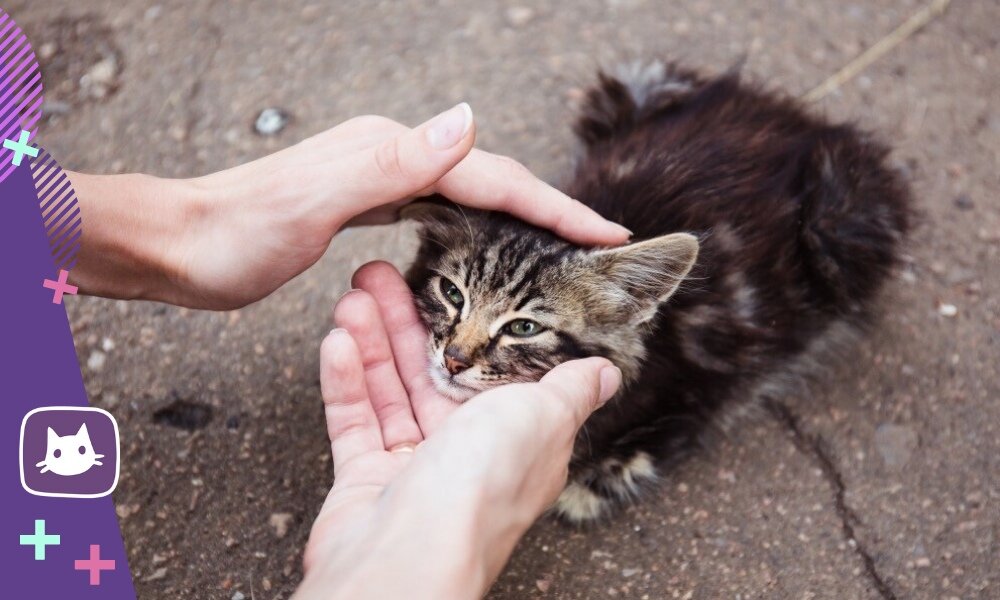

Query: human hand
293,262,622,600
70,104,629,310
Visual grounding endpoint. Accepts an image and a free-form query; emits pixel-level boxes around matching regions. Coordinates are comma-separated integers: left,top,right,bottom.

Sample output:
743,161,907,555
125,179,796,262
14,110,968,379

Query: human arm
67,104,630,310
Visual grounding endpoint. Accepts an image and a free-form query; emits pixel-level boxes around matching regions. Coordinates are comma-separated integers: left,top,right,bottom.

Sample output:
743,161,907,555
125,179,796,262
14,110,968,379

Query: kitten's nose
444,346,471,375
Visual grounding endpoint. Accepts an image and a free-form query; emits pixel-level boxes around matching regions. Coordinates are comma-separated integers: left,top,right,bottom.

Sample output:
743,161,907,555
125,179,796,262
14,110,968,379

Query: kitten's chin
428,365,481,403
433,379,479,403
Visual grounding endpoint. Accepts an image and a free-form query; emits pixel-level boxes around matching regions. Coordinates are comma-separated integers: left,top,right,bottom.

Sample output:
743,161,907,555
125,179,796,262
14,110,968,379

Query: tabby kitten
405,60,912,523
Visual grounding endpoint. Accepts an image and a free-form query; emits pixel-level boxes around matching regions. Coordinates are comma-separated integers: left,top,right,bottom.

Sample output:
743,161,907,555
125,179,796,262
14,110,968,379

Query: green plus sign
19,519,60,560
3,129,39,166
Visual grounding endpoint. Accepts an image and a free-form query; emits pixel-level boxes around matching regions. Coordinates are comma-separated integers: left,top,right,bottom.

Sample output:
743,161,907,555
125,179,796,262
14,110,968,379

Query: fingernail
328,327,348,338
336,288,362,303
598,365,622,406
613,223,633,240
390,442,417,453
426,102,473,150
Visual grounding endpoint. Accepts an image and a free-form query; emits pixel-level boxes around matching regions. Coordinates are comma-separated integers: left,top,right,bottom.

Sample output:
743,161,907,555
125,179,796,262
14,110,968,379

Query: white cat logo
35,423,105,476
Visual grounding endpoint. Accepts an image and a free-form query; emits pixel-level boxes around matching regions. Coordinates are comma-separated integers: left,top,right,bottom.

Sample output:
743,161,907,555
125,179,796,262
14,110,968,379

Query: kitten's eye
53,449,61,458
505,319,544,337
439,278,464,308
78,446,86,455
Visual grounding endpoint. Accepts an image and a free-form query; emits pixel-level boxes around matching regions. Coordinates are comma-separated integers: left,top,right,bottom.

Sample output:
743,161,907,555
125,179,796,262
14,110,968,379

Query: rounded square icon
19,407,120,498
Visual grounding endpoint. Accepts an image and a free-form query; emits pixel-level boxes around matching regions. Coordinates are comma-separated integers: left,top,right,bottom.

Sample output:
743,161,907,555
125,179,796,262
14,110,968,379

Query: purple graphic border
1,79,137,600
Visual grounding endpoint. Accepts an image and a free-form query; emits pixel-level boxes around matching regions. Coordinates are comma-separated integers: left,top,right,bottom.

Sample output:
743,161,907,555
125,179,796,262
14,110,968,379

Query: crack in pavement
765,399,898,600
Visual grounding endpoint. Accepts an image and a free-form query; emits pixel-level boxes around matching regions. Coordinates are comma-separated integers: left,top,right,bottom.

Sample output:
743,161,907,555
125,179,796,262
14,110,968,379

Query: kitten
404,60,912,523
36,423,105,476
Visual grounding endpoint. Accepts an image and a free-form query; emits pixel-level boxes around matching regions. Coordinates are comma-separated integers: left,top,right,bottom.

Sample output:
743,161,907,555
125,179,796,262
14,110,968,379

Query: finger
309,115,408,155
433,148,632,246
333,290,424,449
536,357,622,430
335,103,476,213
320,329,385,471
351,261,458,432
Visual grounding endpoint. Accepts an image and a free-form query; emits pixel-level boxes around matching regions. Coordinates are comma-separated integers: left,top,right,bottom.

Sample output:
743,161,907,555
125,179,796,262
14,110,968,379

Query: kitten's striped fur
405,60,912,523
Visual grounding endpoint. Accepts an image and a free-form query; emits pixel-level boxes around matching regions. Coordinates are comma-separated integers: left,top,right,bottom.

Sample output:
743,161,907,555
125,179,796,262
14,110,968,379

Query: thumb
537,357,622,430
340,103,475,211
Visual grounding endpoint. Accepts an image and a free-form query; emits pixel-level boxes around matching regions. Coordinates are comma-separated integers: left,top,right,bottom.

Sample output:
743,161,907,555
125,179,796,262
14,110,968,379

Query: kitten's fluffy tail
573,59,704,146
576,59,913,312
797,128,913,311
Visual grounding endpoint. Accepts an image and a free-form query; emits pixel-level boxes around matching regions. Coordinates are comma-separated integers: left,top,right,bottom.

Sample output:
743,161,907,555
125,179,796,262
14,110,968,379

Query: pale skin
67,103,626,598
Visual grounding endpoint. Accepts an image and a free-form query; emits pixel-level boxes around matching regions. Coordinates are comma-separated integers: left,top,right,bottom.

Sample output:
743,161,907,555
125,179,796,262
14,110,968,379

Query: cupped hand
295,261,621,600
171,105,629,309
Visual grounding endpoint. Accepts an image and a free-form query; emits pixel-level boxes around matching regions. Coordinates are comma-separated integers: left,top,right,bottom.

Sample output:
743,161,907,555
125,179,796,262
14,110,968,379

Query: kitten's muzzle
443,345,472,375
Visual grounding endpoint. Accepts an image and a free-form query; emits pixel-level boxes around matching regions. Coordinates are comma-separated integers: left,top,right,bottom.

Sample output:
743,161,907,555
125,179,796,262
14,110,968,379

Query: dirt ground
11,0,999,598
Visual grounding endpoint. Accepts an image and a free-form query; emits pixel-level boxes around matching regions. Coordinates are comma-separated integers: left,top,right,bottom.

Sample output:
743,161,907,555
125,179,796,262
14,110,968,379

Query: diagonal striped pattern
30,149,82,272
0,8,43,185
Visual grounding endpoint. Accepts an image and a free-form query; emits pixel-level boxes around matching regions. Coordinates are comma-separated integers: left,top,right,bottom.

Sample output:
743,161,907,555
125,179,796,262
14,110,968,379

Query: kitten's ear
76,423,89,439
47,427,57,444
591,233,699,322
400,197,463,239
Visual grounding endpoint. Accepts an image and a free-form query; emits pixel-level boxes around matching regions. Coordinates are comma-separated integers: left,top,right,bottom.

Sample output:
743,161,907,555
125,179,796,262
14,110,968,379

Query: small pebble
87,350,107,371
254,108,289,136
269,512,294,538
146,567,168,581
232,592,246,600
506,6,535,27
101,337,116,352
937,303,958,317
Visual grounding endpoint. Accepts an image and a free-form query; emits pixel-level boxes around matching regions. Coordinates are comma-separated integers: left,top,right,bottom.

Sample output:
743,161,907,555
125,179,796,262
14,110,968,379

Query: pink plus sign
74,544,116,585
42,269,78,304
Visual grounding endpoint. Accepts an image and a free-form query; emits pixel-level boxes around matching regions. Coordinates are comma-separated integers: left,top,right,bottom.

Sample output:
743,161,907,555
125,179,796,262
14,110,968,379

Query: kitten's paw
554,452,659,524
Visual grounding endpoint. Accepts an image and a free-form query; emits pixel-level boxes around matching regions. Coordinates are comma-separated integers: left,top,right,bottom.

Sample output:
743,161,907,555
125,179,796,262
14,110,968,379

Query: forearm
295,478,536,600
67,171,203,305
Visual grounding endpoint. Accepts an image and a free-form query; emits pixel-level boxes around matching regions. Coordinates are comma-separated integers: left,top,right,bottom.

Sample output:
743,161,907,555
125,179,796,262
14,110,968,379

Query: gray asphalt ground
11,0,999,598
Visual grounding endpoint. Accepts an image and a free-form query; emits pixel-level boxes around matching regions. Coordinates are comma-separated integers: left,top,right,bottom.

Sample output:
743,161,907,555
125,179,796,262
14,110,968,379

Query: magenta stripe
0,19,15,49
0,32,27,70
14,90,44,133
2,49,37,94
22,105,41,129
0,74,40,130
0,22,19,58
0,71,40,122
0,163,15,181
0,34,29,80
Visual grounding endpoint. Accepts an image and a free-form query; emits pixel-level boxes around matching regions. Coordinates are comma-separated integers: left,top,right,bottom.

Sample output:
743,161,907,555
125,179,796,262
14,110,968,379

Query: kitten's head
405,200,698,402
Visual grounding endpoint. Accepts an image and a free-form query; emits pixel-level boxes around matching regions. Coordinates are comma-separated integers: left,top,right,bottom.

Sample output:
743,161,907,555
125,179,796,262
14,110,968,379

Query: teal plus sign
3,129,39,166
19,519,60,560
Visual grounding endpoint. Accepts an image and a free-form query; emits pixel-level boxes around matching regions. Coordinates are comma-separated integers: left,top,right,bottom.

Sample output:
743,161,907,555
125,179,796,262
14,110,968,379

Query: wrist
70,172,204,305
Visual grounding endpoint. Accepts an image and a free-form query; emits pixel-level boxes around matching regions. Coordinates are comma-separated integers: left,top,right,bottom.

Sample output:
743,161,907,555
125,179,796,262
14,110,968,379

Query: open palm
303,260,464,569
